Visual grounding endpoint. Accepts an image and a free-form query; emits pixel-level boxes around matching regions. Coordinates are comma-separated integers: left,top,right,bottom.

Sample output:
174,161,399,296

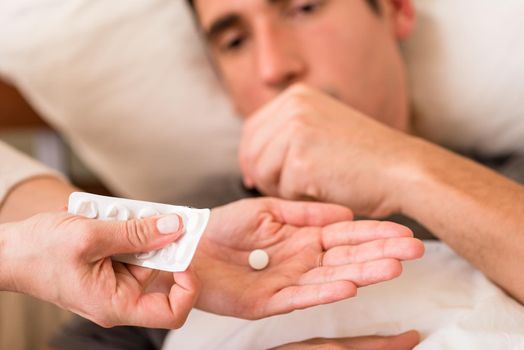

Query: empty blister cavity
105,204,131,221
68,192,210,272
73,200,98,219
174,242,188,262
159,243,179,264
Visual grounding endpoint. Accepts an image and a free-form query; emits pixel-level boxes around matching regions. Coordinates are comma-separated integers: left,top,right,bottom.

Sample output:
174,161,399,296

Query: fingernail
156,215,181,234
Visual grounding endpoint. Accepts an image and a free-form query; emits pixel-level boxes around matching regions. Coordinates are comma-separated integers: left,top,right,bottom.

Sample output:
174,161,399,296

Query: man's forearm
396,138,524,303
0,176,77,223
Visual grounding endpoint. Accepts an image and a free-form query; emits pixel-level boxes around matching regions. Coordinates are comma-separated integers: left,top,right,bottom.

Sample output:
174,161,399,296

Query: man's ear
385,0,416,40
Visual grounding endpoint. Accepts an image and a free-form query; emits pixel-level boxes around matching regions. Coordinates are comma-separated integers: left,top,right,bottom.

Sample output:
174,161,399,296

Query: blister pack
68,192,210,272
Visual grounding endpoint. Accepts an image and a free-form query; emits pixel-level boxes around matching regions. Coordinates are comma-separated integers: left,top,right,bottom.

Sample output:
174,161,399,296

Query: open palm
192,198,424,319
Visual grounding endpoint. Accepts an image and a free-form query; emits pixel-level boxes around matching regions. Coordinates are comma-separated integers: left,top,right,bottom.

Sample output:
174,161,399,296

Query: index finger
112,268,200,329
240,85,307,186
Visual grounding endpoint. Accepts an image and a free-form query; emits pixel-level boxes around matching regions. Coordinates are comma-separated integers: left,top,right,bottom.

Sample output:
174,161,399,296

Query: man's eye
289,0,324,17
219,35,246,52
298,3,317,13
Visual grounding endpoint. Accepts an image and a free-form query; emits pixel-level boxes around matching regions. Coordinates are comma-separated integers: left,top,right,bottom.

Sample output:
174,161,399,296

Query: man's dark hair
187,0,380,15
366,0,380,13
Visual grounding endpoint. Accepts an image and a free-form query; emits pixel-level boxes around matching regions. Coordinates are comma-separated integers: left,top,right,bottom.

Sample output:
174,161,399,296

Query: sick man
50,0,524,348
191,0,524,305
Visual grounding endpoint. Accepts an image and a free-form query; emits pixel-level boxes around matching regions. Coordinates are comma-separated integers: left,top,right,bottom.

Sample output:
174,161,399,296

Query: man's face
194,0,415,131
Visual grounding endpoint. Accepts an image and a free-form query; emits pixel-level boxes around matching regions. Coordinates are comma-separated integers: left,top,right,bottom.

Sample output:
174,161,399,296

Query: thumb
87,214,184,260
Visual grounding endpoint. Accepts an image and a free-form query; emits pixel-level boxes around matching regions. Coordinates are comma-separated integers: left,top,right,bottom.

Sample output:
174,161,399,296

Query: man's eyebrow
205,14,242,41
204,0,293,41
267,0,291,6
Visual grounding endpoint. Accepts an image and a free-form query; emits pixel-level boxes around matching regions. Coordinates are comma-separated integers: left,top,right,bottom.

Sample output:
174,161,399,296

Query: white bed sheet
163,242,524,349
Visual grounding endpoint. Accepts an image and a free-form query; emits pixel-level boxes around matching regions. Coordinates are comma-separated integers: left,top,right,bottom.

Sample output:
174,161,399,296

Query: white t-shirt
0,141,63,205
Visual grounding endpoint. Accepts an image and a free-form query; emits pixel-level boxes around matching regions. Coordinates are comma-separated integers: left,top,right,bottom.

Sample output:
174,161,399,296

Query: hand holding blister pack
64,195,425,323
68,192,210,272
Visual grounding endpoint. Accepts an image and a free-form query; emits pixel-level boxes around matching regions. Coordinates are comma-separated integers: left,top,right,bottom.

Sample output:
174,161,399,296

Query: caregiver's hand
194,198,424,319
0,211,199,329
272,330,420,350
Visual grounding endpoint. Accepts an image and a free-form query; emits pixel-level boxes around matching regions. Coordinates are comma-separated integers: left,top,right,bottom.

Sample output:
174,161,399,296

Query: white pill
248,249,269,270
73,200,97,219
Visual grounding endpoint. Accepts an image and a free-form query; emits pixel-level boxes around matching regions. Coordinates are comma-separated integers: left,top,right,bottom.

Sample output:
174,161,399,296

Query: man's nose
254,24,306,89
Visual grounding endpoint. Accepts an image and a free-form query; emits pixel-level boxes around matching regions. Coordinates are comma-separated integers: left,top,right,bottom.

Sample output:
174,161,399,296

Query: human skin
272,330,420,350
0,0,423,338
0,177,423,327
194,0,413,130
194,0,524,305
0,177,198,329
156,197,424,320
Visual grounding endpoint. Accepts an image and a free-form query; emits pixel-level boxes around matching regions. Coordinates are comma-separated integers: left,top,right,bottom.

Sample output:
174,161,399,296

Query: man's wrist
385,136,444,218
386,135,479,219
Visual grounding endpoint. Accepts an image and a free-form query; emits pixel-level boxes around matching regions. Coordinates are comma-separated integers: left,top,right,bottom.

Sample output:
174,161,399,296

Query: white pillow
0,0,523,202
0,0,242,203
403,0,524,156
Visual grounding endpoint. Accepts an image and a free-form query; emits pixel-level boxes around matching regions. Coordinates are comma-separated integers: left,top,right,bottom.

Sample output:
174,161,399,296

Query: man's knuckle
283,85,309,107
288,116,307,135
288,83,310,97
280,160,310,198
286,154,308,175
286,95,308,114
